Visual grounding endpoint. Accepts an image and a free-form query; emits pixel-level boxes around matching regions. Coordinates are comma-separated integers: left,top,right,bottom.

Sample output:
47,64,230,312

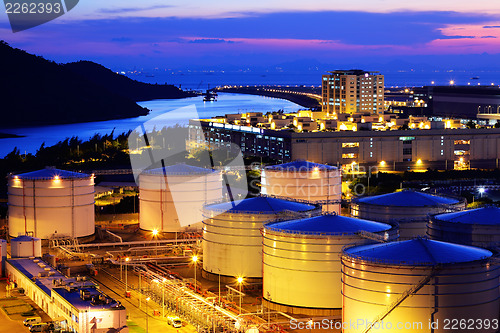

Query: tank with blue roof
8,168,95,239
351,189,466,239
261,160,342,214
139,163,223,233
428,206,500,249
341,238,499,333
262,213,396,315
201,196,320,282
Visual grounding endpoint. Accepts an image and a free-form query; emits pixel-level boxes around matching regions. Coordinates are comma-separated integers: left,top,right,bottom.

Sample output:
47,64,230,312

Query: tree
466,121,476,129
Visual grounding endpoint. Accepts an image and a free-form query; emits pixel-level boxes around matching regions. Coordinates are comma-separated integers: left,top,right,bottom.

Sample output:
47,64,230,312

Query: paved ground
92,270,197,333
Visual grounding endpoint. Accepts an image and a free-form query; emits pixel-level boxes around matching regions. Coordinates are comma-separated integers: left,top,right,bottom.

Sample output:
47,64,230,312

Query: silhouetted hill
0,41,194,128
63,61,194,102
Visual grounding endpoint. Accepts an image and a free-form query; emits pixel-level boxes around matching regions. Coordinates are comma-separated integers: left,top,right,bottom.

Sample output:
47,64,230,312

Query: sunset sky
1,0,500,70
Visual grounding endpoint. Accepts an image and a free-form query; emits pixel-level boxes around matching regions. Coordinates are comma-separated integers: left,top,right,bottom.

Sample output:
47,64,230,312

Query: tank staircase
362,267,439,333
356,230,388,243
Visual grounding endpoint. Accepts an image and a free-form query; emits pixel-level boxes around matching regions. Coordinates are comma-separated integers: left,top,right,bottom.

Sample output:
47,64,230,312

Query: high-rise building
322,70,385,115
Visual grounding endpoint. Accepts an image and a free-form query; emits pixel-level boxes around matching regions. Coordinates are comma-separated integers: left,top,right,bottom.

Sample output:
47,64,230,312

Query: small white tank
11,235,42,258
261,160,341,213
8,168,95,239
342,239,499,333
351,190,465,239
202,196,320,280
139,164,223,232
262,214,396,315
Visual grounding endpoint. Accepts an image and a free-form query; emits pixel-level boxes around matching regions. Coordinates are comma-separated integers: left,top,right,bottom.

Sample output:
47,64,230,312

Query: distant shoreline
0,133,24,139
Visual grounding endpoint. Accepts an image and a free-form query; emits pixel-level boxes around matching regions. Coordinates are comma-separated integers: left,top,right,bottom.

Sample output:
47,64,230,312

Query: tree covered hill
0,41,195,127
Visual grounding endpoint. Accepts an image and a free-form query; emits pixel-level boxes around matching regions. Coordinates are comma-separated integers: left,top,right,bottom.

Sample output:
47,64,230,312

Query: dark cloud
100,5,174,14
483,25,500,28
481,36,497,38
188,38,235,44
111,37,133,43
438,35,475,39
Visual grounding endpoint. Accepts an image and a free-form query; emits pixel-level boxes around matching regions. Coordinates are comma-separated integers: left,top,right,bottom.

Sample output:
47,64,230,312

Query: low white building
7,258,127,333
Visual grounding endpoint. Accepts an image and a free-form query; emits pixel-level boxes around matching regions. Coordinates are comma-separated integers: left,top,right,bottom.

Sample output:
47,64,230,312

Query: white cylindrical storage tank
202,196,320,281
139,164,223,233
8,168,95,239
262,214,396,316
261,160,341,214
11,235,42,258
428,206,500,248
351,190,465,239
342,239,499,333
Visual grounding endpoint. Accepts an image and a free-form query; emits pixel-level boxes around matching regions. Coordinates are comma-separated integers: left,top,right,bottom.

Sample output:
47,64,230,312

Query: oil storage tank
428,206,500,248
262,214,396,316
139,164,223,233
11,235,42,258
342,238,499,333
8,168,95,239
261,160,341,214
202,196,320,282
351,190,465,239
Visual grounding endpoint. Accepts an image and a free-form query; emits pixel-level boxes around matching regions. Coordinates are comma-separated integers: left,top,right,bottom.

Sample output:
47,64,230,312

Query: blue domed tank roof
344,238,492,265
12,235,41,242
143,164,216,175
265,214,392,235
205,196,316,214
433,206,500,225
13,168,90,180
355,190,459,207
264,160,337,171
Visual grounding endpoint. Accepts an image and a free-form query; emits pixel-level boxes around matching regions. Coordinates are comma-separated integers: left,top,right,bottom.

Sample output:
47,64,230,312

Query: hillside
63,61,195,102
0,41,194,128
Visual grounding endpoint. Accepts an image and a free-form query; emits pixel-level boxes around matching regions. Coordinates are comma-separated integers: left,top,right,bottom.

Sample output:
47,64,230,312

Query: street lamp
146,297,150,333
237,277,244,314
192,255,198,293
162,278,166,318
125,257,130,294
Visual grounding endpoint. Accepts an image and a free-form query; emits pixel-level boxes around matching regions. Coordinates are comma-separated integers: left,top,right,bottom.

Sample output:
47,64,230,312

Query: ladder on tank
362,267,440,333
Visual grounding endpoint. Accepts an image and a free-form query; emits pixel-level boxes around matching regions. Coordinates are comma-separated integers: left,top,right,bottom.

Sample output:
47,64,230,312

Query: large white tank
351,190,465,239
262,214,397,315
139,164,223,232
428,206,500,248
11,235,42,258
261,160,341,214
202,196,320,281
342,239,499,333
8,168,95,239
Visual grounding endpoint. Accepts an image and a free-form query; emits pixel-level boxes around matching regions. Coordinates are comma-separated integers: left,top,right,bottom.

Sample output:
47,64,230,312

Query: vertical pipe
32,180,37,237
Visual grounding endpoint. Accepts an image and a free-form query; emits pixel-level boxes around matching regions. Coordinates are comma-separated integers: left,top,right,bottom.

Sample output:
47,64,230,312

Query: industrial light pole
125,257,130,294
192,255,198,293
237,277,244,315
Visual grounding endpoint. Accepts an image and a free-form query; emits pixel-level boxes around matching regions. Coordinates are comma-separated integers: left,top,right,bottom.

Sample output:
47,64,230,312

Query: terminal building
6,237,127,333
188,119,500,170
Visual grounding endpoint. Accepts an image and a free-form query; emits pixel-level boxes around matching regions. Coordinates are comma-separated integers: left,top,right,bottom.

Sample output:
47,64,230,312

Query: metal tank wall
202,200,320,279
11,236,42,258
8,173,95,239
351,194,465,239
341,247,499,332
262,220,397,314
139,170,223,232
261,164,342,214
428,207,500,248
